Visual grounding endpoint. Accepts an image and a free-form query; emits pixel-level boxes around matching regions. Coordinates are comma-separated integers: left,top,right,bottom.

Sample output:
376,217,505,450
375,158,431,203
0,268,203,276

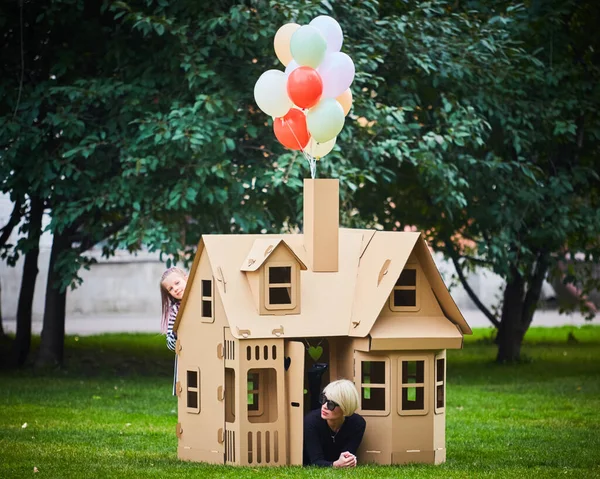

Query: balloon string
284,118,317,179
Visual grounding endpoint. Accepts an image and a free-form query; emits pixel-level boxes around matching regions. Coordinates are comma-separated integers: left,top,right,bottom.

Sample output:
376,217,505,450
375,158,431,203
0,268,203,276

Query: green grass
1,326,600,478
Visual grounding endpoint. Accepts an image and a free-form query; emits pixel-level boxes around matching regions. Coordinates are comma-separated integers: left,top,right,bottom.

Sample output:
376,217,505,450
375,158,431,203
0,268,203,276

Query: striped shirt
166,300,179,396
166,300,179,351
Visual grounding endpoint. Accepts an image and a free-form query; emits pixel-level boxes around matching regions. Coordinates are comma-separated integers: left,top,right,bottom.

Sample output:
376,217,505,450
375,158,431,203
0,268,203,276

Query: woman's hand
333,452,357,468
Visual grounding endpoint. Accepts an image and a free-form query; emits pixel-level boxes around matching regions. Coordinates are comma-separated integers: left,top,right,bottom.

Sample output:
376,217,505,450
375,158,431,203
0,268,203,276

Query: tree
2,0,598,366
0,0,392,366
353,0,600,361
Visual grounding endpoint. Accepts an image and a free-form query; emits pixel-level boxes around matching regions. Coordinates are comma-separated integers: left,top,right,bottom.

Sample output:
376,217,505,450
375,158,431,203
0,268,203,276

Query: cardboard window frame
264,263,297,311
355,353,390,417
186,368,201,414
434,352,446,414
200,277,215,323
397,357,429,416
389,266,421,312
247,369,265,417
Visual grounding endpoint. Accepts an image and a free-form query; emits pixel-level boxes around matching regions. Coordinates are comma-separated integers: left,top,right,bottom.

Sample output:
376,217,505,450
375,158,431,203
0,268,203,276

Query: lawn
1,326,600,478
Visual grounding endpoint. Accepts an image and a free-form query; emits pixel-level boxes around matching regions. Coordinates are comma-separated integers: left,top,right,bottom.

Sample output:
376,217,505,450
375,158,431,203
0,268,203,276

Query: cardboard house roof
240,238,308,272
174,229,472,339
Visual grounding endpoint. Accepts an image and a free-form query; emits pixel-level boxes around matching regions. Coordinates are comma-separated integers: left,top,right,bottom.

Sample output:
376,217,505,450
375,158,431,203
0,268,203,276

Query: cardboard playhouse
172,179,472,466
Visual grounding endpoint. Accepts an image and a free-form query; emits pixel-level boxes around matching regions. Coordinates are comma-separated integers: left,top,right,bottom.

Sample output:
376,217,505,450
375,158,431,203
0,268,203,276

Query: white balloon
305,136,336,158
309,15,343,54
285,60,300,77
317,52,355,99
253,70,293,118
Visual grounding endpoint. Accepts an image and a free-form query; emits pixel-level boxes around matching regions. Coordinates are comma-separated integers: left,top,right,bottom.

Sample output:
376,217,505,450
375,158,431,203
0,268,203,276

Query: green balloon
290,25,327,69
307,98,345,143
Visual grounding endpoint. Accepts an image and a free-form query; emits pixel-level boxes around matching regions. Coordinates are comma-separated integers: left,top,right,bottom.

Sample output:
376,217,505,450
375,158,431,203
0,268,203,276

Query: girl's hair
323,379,360,417
160,267,187,333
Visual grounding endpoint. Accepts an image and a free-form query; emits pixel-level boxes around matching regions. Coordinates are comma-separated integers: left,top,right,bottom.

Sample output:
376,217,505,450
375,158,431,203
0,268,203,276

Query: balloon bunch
253,16,354,177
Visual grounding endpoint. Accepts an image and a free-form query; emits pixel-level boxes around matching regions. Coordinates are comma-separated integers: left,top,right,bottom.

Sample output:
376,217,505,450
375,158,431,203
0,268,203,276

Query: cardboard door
284,340,305,465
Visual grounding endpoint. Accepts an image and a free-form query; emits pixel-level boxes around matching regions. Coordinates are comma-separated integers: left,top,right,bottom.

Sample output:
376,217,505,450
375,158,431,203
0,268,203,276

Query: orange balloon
287,67,323,110
336,89,353,116
273,109,310,150
274,23,300,66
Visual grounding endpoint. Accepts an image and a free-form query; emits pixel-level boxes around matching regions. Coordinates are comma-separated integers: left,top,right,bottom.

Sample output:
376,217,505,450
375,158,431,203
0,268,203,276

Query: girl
160,267,188,395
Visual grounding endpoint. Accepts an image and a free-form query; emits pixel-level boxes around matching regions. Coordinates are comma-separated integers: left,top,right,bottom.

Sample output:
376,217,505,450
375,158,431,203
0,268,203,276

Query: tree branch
446,241,500,328
75,217,131,254
460,254,494,267
0,198,23,248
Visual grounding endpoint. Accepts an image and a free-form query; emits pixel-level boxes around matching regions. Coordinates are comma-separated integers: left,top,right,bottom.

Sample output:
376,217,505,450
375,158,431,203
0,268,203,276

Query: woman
303,379,366,467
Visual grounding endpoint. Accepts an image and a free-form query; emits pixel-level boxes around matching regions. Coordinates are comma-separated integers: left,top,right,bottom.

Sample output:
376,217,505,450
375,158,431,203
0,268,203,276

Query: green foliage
1,328,599,477
1,0,599,359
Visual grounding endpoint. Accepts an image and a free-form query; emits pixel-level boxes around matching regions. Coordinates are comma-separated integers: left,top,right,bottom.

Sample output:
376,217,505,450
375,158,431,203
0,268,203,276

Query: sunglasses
319,393,339,411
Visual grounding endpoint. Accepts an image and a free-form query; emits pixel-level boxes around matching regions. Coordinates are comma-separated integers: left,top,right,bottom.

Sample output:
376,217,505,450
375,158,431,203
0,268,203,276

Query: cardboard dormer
241,238,307,315
303,178,339,272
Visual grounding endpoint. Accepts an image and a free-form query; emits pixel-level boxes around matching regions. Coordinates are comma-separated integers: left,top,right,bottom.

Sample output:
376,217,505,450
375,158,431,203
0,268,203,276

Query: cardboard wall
178,248,225,463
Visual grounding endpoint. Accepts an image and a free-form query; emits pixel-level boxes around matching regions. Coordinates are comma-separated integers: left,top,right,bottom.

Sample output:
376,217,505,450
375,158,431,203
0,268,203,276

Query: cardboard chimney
303,179,339,272
172,178,471,466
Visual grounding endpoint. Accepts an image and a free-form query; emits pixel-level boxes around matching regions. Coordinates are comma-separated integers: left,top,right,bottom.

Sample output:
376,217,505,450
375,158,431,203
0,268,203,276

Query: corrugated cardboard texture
241,238,307,272
172,180,472,467
303,179,339,272
369,316,463,350
349,231,420,337
174,231,470,342
415,237,472,334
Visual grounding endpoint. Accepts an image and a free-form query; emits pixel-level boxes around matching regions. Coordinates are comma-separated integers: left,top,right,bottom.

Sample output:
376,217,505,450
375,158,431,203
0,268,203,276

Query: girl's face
162,272,187,300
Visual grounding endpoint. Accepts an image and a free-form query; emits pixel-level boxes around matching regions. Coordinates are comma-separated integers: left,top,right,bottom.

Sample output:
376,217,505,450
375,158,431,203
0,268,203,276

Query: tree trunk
35,231,70,368
496,268,525,363
14,196,44,366
0,281,12,368
0,281,5,339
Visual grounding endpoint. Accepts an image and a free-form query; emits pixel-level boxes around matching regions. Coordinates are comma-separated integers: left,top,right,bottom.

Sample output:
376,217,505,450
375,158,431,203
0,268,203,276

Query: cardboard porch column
303,179,339,272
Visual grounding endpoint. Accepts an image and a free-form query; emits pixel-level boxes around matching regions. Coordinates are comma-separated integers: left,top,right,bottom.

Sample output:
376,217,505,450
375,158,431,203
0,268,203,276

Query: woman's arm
304,419,333,467
343,415,366,455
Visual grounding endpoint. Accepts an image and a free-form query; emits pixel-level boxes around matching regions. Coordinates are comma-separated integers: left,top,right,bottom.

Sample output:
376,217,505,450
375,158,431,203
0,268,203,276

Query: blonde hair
160,267,187,333
322,379,359,417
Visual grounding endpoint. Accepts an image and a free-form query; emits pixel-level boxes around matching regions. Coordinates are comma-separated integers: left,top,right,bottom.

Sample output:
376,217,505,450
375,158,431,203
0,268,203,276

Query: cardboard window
435,355,446,414
248,371,260,412
402,360,424,383
200,279,214,323
396,269,416,286
394,290,416,307
269,266,291,284
186,368,200,414
269,287,292,305
202,280,212,297
247,368,278,423
225,368,236,423
264,264,297,311
399,358,428,416
389,267,420,312
360,360,388,413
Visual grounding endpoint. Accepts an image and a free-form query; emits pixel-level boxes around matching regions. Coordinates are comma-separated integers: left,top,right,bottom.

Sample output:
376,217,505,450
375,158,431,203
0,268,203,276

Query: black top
303,409,366,467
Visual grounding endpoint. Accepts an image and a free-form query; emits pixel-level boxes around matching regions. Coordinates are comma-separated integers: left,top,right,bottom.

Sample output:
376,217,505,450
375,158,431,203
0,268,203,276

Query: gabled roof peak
240,238,308,272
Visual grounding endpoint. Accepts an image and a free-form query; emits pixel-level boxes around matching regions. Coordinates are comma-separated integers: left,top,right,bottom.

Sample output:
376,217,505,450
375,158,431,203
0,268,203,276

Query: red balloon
273,109,310,150
287,67,323,109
